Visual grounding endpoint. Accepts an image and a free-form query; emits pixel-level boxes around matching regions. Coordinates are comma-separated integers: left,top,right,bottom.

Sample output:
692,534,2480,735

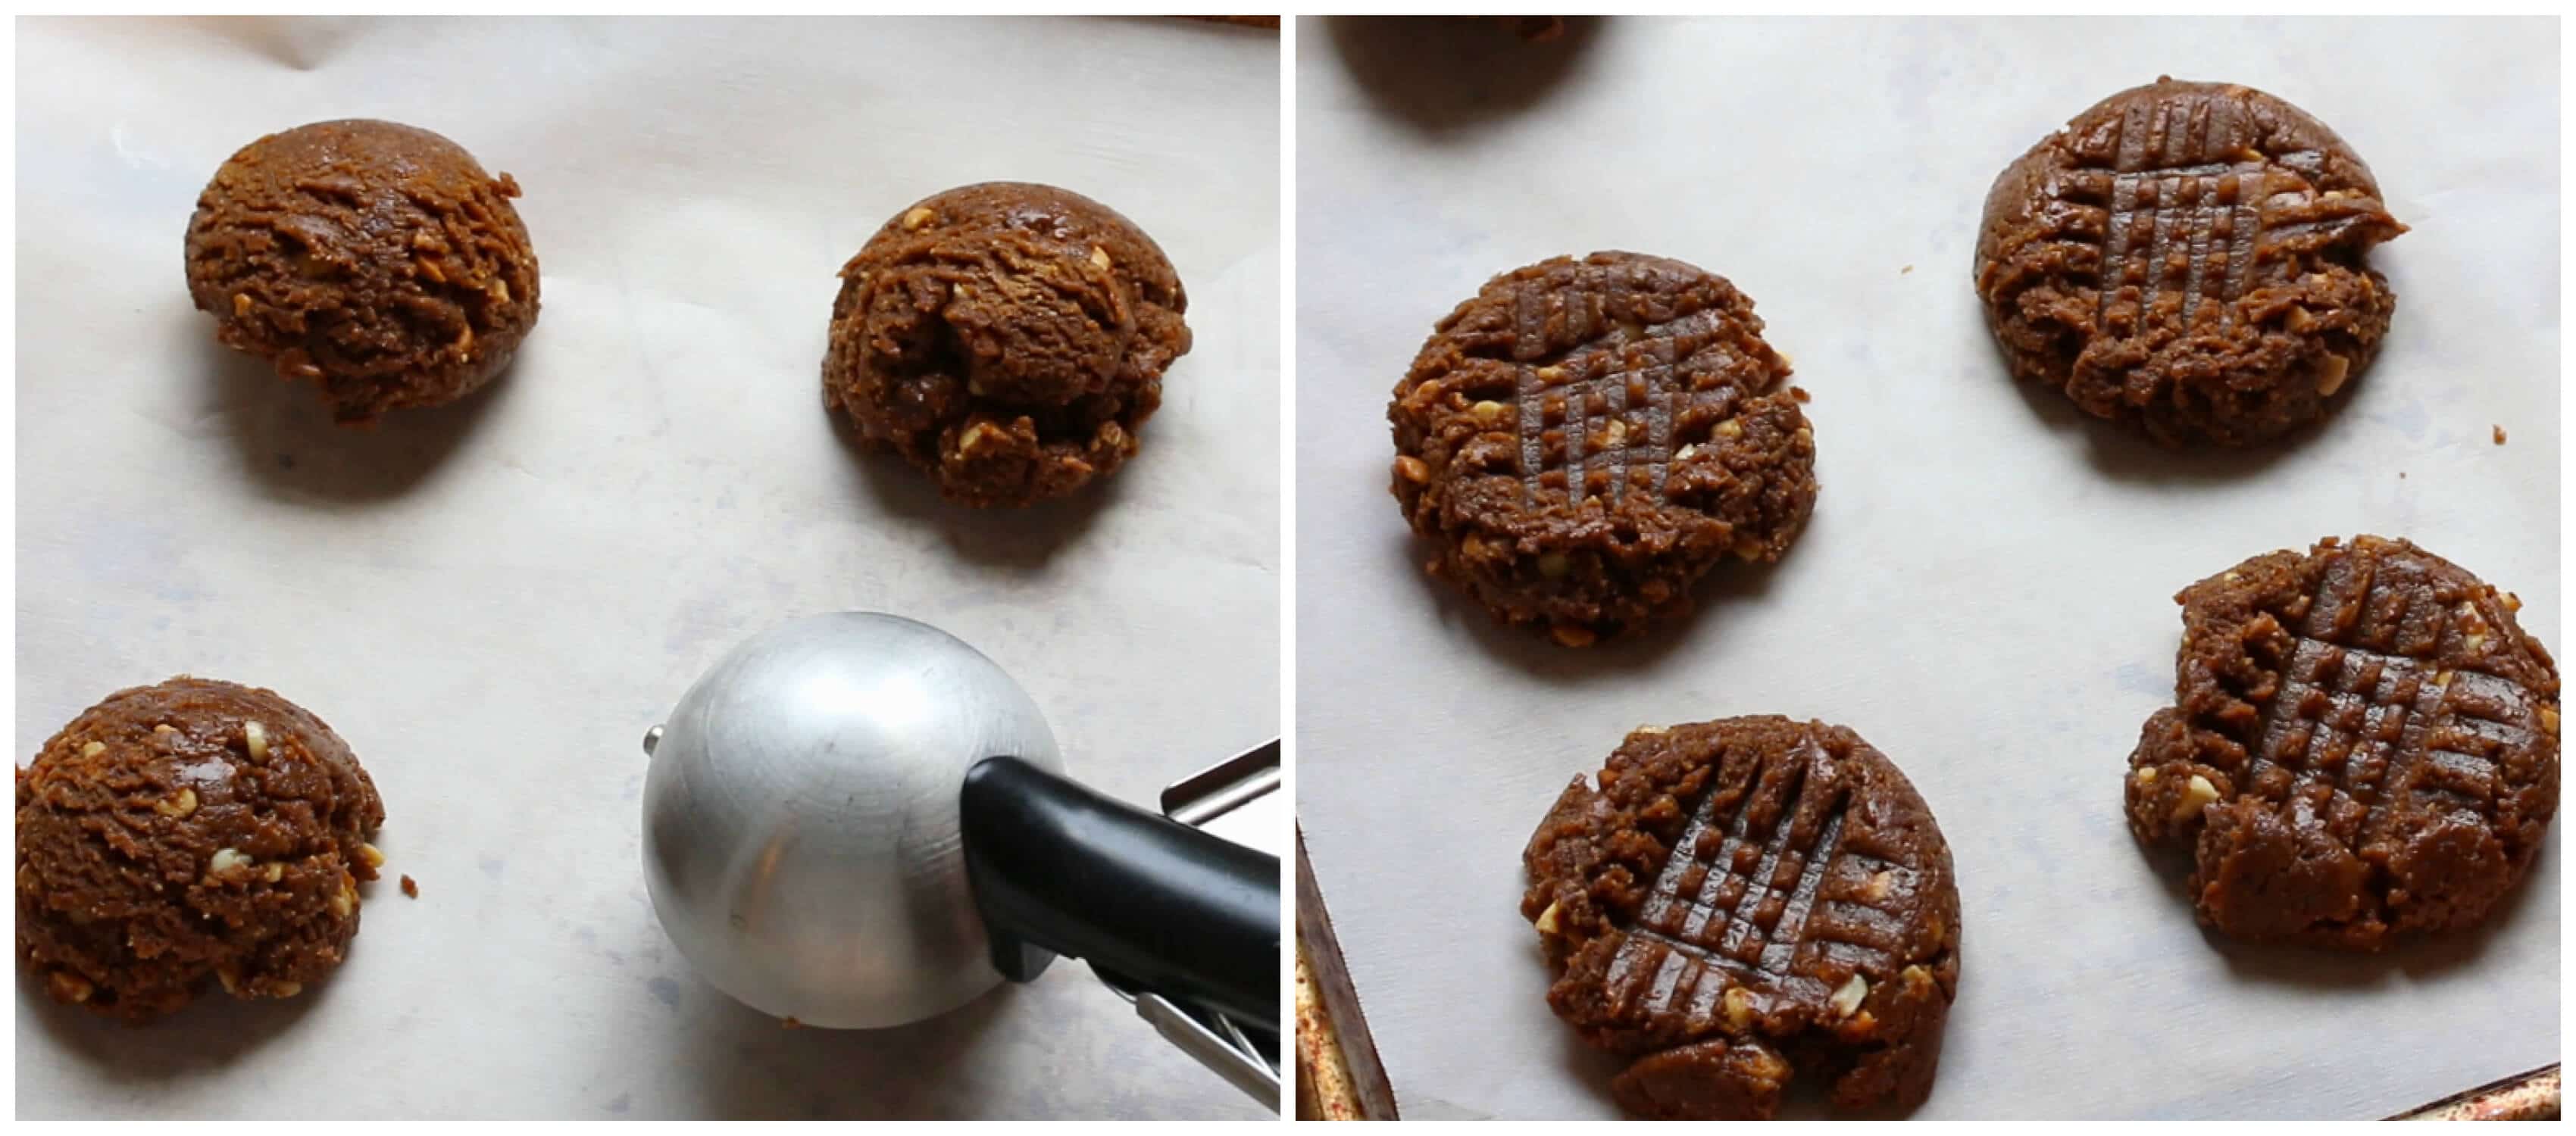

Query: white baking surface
16,15,1277,1120
1296,15,2557,1121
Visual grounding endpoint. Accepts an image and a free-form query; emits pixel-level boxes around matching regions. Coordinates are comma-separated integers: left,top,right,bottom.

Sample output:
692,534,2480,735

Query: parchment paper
16,15,1277,1120
1294,15,2557,1121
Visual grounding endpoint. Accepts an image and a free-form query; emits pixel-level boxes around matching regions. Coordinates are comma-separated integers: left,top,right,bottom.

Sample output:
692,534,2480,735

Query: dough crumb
400,875,419,898
1900,264,1914,275
2493,425,2507,445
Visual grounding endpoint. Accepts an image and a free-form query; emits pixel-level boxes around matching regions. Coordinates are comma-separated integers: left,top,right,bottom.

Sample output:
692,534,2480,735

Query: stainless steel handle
1127,987,1281,1110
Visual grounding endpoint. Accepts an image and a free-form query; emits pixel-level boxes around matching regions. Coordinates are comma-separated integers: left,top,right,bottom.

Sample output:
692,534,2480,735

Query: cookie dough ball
184,119,541,425
824,182,1191,508
2124,536,2559,950
1975,79,2406,447
1390,251,1817,646
17,677,386,1021
1525,717,1961,1119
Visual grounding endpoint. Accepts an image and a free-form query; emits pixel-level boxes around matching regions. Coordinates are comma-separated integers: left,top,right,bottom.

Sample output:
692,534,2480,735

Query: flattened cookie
1975,78,2406,447
1524,716,1960,1119
1390,252,1817,646
2125,536,2560,950
824,182,1190,507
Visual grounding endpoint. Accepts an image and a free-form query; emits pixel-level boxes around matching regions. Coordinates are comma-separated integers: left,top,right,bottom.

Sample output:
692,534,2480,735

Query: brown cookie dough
1390,252,1817,646
184,119,540,425
1975,78,2406,447
1525,716,1961,1119
823,182,1190,508
2124,536,2559,950
17,677,385,1021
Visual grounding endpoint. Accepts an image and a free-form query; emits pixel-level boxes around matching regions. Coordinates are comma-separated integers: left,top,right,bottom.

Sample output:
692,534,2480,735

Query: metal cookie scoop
639,612,1280,1107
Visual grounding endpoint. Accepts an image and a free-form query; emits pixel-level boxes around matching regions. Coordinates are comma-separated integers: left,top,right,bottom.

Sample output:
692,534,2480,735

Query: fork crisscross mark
1509,307,1735,507
1599,738,1909,1023
2051,95,2324,333
2247,571,2537,835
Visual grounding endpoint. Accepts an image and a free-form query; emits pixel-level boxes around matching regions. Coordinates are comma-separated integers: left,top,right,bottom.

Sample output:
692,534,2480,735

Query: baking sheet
15,15,1277,1120
1293,15,2558,1121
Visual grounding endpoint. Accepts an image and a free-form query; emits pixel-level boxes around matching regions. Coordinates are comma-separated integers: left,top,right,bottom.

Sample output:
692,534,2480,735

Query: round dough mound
184,119,541,425
823,182,1191,508
2124,536,2559,950
1974,78,2406,447
1390,251,1816,646
17,677,385,1021
1524,717,1961,1120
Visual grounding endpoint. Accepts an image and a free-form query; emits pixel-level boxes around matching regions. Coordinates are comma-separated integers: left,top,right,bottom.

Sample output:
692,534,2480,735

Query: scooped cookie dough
824,182,1191,507
2125,536,2559,950
1525,716,1961,1119
1975,78,2405,447
17,677,386,1021
1390,251,1817,646
184,119,541,424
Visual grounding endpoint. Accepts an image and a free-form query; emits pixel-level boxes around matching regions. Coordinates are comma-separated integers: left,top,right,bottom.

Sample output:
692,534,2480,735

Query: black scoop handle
960,755,1279,1032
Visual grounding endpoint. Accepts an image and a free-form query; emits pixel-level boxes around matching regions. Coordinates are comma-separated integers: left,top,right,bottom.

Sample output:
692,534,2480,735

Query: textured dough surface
17,677,385,1022
1390,251,1816,645
2124,536,2559,950
1524,716,1960,1119
184,118,540,424
1975,78,2404,447
823,181,1190,507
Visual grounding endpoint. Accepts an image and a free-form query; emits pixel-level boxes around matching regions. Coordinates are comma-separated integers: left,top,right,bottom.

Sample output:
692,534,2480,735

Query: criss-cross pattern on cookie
1600,732,1916,1022
2236,566,2543,844
2047,94,2337,333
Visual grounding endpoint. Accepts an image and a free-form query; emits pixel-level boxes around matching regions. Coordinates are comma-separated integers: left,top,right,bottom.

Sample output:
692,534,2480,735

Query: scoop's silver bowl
640,613,1061,1028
